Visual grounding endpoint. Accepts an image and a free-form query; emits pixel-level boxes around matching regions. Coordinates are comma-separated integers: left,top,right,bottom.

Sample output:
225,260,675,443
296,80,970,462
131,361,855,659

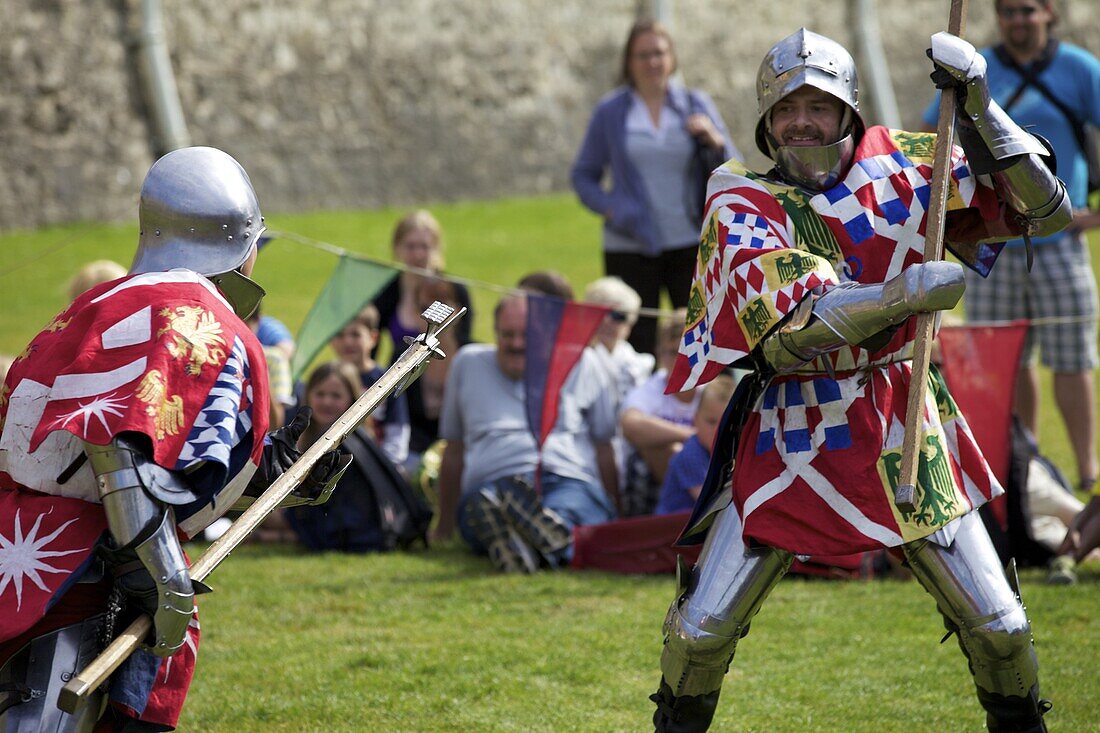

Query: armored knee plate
0,618,105,733
905,514,1039,698
660,507,791,698
957,604,1037,698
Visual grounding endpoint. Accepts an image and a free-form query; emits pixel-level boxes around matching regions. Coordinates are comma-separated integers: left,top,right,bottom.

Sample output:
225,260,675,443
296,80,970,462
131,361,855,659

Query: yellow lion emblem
157,306,227,376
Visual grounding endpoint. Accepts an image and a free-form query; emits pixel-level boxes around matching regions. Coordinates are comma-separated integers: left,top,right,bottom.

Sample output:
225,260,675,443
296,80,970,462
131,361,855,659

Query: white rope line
268,229,1099,327
267,228,671,318
963,315,1098,327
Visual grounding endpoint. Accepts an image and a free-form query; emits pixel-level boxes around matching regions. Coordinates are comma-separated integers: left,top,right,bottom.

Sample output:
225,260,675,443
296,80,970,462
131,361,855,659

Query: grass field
2,195,1099,730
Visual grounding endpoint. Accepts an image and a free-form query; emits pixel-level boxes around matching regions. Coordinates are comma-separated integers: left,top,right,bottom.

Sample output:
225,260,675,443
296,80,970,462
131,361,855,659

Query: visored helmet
132,146,266,317
754,29,865,189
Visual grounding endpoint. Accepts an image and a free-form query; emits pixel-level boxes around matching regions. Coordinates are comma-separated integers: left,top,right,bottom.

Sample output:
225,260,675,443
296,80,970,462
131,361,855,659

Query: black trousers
604,244,697,358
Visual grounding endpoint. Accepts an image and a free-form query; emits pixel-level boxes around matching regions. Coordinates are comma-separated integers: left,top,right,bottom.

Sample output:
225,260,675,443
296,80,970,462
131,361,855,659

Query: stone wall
1,0,1097,231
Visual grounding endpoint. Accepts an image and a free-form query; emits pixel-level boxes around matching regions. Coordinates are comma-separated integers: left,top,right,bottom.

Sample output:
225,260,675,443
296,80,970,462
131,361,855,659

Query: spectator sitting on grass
330,304,411,470
517,269,576,300
655,372,737,515
619,310,698,516
403,275,468,475
66,259,127,301
432,291,618,573
283,361,431,552
582,276,655,405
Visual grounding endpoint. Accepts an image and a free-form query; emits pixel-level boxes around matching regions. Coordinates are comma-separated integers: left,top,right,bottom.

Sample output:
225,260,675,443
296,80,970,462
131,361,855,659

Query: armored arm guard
83,436,194,657
760,261,965,373
929,32,1072,238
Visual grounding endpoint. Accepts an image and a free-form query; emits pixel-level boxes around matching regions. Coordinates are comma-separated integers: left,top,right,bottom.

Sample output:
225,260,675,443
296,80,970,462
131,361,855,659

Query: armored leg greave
0,618,105,733
903,512,1047,732
652,506,792,731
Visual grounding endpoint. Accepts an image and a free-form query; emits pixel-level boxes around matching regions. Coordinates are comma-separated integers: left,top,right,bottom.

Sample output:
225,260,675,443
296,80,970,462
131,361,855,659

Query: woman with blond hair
371,209,473,359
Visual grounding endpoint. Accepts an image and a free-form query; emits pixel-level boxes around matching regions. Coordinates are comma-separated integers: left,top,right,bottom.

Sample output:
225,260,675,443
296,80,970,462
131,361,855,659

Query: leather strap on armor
83,437,195,656
760,261,964,373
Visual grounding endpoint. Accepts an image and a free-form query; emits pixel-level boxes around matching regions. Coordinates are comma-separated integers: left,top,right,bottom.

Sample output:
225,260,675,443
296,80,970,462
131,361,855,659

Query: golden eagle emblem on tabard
136,369,185,440
891,130,936,163
45,314,72,333
157,306,227,376
770,186,845,268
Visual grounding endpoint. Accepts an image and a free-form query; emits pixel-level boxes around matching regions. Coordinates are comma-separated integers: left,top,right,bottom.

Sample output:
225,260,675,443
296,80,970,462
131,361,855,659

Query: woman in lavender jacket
571,19,739,356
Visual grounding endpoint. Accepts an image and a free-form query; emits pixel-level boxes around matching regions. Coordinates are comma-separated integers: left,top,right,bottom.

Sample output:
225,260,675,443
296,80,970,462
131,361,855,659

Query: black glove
926,48,968,107
248,407,352,503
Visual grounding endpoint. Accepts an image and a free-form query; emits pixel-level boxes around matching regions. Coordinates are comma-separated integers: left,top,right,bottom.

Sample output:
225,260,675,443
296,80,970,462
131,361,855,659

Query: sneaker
499,476,572,558
486,528,540,574
1047,555,1077,585
467,489,539,574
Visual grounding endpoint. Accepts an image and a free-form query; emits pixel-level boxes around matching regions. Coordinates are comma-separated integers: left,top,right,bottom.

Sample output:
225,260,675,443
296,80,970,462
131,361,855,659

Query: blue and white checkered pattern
755,376,855,456
682,319,711,368
727,212,773,249
176,336,251,470
820,151,918,244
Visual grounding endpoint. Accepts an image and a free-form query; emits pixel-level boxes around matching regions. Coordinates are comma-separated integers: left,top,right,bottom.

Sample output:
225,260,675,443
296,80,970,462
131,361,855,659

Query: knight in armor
0,146,347,731
649,29,1070,732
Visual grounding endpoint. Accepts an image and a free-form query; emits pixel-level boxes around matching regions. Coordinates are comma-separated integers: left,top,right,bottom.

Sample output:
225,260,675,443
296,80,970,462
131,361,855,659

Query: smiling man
432,291,619,573
649,28,1072,732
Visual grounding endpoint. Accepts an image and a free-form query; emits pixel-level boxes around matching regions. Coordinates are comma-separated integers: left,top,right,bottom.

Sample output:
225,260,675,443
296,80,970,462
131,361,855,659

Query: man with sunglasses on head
921,4,1100,585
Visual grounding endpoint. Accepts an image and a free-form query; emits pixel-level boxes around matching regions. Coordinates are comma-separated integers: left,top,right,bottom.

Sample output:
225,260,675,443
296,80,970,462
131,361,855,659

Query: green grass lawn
2,195,1099,730
183,544,1099,732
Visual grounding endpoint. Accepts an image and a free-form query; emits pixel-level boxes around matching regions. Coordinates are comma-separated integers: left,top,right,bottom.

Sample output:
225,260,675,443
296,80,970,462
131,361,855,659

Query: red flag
937,321,1028,529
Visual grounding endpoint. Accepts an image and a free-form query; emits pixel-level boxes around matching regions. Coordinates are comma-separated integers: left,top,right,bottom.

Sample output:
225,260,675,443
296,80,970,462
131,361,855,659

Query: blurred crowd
3,4,1097,585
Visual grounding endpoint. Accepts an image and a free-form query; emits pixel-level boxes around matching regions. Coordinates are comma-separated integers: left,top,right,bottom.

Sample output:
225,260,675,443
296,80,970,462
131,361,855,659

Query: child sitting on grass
329,304,411,471
654,372,738,515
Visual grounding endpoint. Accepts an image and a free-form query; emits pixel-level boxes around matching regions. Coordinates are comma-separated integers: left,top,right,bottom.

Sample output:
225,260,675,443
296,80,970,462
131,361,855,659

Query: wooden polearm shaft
895,0,968,513
57,302,465,714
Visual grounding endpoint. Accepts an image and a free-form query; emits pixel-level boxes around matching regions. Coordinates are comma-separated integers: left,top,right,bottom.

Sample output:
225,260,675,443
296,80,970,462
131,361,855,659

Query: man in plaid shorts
923,0,1100,504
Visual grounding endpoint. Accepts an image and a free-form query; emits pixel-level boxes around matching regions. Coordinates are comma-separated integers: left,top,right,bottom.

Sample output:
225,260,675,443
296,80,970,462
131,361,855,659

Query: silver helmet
754,29,865,189
132,146,266,317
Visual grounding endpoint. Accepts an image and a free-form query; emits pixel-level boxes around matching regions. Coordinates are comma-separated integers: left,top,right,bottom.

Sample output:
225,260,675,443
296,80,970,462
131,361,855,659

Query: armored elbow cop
929,32,1072,238
761,261,964,372
83,436,196,656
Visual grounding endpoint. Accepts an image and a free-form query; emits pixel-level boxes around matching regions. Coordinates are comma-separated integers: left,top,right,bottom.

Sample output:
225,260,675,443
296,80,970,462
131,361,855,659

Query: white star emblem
0,510,83,611
51,391,128,437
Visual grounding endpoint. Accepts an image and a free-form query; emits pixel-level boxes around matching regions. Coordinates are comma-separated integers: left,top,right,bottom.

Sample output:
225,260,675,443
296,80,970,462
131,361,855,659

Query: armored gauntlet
760,261,965,372
928,32,1071,238
238,407,352,510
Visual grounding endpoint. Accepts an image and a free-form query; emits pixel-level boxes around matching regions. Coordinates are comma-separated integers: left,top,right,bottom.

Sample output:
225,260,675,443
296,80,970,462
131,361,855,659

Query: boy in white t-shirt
619,311,698,515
